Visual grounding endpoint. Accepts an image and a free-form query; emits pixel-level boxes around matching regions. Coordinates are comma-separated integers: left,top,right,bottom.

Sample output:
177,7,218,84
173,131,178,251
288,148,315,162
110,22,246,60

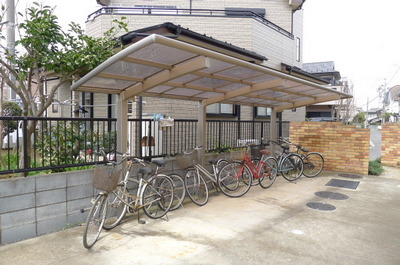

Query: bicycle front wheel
302,152,324,177
280,153,304,182
168,173,186,211
218,161,253,198
216,159,229,174
259,157,278,189
83,194,107,249
142,174,174,219
103,185,128,230
184,169,209,206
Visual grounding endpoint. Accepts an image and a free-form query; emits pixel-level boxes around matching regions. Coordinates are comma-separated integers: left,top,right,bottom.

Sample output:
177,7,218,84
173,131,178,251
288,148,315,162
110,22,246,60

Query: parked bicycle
279,137,325,177
150,159,186,211
83,153,174,249
266,140,304,182
175,147,237,206
219,144,278,193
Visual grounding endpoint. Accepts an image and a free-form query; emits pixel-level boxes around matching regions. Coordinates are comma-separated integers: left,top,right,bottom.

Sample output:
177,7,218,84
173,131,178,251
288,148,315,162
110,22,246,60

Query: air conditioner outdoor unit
96,0,110,6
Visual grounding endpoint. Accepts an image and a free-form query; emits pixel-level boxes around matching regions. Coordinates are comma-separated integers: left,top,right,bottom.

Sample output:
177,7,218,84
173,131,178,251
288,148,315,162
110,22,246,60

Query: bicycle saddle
208,159,219,165
152,160,166,167
260,149,270,155
138,167,153,174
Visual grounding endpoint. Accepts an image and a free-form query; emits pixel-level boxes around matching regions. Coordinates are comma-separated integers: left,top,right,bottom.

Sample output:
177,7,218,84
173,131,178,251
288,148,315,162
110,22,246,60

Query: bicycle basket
249,144,268,159
230,147,248,160
92,164,122,192
175,149,198,169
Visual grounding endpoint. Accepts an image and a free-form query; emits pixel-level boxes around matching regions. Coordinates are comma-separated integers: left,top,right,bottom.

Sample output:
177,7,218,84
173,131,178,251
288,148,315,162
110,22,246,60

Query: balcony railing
86,7,294,39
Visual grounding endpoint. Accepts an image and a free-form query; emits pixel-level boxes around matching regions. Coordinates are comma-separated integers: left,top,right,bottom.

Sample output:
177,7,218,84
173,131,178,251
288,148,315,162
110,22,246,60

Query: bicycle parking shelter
71,27,351,162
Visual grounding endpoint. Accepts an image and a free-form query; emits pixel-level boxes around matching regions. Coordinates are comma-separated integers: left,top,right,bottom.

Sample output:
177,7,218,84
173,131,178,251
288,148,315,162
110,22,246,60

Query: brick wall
290,122,370,175
381,123,400,166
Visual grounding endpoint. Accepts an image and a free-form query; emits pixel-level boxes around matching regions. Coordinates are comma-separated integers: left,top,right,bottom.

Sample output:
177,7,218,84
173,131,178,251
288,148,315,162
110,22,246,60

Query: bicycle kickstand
137,210,146,224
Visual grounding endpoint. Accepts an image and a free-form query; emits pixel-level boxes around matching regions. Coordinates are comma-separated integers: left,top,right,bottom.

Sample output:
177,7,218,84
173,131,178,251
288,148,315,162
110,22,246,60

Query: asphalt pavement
1,168,400,265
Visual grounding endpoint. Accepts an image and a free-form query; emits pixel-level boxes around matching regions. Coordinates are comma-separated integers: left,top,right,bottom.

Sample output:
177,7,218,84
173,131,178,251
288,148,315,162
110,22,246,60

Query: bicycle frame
193,163,219,184
240,153,267,180
109,161,163,212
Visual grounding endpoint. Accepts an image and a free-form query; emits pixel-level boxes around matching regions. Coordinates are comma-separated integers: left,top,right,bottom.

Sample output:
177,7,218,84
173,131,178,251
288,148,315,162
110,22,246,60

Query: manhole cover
315,191,349,200
307,202,336,211
326,178,360,190
338,173,363,179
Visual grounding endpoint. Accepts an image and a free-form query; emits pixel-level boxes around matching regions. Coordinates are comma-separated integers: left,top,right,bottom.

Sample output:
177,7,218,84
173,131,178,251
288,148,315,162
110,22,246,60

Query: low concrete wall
0,153,227,245
0,170,95,245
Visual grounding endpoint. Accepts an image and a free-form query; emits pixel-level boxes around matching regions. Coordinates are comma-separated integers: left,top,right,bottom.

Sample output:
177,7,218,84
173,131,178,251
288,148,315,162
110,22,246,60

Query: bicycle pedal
138,220,146,224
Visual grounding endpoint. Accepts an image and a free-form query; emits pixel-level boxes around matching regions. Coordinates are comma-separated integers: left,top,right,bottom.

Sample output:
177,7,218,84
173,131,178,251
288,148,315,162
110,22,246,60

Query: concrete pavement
1,168,400,265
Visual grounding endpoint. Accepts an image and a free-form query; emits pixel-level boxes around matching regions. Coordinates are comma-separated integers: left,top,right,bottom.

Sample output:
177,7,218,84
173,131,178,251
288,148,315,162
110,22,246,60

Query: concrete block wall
0,154,223,245
381,123,400,166
0,170,94,245
289,122,370,175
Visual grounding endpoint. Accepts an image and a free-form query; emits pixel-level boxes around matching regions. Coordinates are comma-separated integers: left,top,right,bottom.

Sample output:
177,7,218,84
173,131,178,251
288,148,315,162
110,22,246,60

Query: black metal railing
86,7,294,39
0,117,289,176
0,117,117,176
127,118,289,159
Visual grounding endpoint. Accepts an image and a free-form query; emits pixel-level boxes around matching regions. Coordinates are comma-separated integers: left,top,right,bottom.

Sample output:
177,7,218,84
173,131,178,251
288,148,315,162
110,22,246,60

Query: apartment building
67,0,308,122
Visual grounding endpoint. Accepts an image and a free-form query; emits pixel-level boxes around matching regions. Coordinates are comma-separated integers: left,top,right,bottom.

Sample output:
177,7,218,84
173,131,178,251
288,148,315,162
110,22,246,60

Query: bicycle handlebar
100,148,147,166
183,146,203,155
278,137,309,152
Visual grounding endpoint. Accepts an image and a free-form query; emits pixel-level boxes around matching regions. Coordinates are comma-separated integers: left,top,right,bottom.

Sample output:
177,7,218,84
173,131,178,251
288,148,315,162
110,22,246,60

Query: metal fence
127,118,289,158
0,117,289,176
0,117,117,176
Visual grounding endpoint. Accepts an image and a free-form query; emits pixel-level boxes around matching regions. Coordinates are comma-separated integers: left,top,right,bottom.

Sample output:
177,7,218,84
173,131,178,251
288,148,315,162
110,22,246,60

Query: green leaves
5,1,127,79
0,2,127,117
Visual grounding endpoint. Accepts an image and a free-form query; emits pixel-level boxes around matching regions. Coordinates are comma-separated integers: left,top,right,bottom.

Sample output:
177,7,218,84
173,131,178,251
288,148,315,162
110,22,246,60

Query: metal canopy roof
71,34,351,112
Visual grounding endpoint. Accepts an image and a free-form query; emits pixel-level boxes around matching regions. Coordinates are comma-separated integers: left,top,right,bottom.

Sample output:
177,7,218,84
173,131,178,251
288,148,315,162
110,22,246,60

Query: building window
207,103,237,116
296,37,301,62
52,103,59,113
255,107,271,118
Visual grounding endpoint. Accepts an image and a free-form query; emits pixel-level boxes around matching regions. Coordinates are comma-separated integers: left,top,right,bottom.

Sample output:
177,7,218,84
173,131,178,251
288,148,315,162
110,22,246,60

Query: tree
352,112,366,127
382,112,392,123
0,100,22,167
0,2,127,168
2,101,22,133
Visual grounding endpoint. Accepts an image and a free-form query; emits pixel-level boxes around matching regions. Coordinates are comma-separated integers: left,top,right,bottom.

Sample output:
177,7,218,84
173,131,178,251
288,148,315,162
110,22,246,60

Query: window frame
254,106,271,119
206,103,239,117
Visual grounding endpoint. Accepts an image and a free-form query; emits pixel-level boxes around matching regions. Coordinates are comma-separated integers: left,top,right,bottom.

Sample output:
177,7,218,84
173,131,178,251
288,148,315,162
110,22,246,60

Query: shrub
368,158,383,175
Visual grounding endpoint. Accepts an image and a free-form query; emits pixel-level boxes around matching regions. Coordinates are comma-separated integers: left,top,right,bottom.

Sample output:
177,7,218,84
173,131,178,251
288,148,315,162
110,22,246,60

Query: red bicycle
218,145,278,198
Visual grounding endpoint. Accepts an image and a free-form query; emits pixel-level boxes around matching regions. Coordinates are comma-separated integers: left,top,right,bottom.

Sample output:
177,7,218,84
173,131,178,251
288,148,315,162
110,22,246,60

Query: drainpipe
138,96,143,157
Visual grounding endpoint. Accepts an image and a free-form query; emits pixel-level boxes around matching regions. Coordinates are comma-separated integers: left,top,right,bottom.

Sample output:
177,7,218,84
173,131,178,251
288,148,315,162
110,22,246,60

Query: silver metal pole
6,0,16,100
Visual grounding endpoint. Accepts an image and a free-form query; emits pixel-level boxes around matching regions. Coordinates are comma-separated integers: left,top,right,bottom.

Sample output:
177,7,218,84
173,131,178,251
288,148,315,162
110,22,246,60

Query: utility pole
6,0,16,100
365,97,369,128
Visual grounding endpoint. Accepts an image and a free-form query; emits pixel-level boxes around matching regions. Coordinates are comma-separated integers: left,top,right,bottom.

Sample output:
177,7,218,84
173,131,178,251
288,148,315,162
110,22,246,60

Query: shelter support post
116,95,128,154
197,101,206,165
270,109,278,156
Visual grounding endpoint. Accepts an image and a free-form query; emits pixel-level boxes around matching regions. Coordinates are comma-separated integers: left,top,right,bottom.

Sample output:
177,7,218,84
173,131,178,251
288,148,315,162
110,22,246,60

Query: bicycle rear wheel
218,161,253,198
103,185,128,230
83,194,107,249
142,174,174,219
259,157,278,189
168,173,186,211
302,152,324,177
184,169,209,206
280,153,304,181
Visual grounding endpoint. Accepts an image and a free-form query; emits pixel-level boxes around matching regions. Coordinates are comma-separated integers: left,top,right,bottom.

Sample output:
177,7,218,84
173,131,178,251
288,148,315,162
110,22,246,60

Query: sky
10,0,400,110
303,0,400,110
